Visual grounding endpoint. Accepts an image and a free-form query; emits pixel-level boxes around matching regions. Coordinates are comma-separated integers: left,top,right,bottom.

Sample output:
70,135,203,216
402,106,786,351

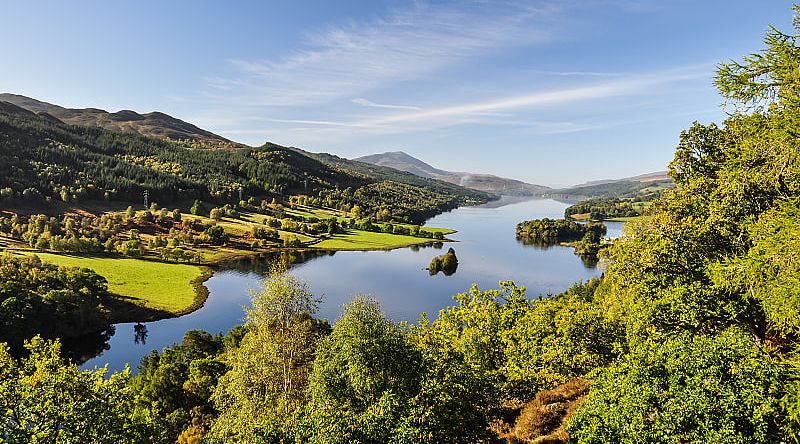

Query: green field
604,215,647,222
32,253,208,316
312,229,448,251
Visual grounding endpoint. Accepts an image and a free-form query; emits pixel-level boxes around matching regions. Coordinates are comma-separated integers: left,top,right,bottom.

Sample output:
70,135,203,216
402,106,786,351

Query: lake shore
5,218,457,321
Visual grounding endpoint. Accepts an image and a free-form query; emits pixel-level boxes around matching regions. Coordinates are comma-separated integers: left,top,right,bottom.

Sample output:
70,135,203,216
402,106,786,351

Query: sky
0,1,795,187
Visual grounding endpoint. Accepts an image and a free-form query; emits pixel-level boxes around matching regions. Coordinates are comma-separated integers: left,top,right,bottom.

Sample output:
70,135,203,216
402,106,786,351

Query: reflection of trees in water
218,250,336,275
516,236,600,269
60,326,116,365
516,235,558,250
428,262,459,276
578,254,599,268
134,323,148,345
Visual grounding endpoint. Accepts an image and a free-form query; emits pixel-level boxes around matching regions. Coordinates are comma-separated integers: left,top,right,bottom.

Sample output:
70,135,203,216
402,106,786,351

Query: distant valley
355,151,551,196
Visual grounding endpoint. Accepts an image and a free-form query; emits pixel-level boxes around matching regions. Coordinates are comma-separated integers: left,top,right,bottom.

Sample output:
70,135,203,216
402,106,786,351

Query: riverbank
1,200,459,321
6,221,457,321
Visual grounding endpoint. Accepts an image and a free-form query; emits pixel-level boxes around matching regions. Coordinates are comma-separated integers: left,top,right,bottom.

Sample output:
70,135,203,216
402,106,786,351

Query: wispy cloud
356,66,709,127
212,64,712,146
209,1,561,106
528,69,632,77
351,98,420,110
254,65,708,130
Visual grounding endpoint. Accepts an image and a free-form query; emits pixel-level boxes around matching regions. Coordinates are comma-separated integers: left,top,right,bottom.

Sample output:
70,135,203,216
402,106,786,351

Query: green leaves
0,254,110,345
306,297,421,442
0,336,153,443
567,328,788,444
206,267,325,443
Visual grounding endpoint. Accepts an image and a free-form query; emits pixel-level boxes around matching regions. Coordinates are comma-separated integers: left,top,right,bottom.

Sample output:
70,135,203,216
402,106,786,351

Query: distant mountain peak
354,151,550,196
0,93,230,144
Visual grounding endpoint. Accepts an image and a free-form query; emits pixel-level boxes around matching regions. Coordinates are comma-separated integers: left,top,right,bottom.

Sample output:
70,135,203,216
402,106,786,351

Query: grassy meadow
32,252,208,316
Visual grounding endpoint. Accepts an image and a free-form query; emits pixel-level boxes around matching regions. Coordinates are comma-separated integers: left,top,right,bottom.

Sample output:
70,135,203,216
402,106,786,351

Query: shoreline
6,226,459,325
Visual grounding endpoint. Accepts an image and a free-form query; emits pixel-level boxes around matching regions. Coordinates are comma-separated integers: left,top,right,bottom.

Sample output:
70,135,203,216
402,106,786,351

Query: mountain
0,99,490,223
290,148,491,204
355,151,449,178
577,171,670,187
354,151,550,196
0,93,230,144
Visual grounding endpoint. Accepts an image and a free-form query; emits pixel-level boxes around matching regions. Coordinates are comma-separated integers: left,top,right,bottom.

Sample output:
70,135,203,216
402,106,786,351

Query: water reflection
134,323,148,345
219,249,335,274
61,326,115,365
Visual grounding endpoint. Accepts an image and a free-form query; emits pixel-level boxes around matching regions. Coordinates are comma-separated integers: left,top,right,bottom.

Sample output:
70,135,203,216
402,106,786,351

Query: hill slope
0,102,489,223
0,93,230,144
550,175,673,199
355,151,551,196
575,171,670,187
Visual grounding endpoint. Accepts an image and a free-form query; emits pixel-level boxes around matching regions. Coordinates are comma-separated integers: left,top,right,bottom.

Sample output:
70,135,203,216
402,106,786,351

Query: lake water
79,198,622,373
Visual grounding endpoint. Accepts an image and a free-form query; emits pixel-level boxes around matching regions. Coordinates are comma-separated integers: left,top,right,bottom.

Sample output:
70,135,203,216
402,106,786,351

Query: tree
564,8,800,441
428,248,458,276
209,207,222,221
208,265,325,442
0,254,110,345
202,225,228,245
303,297,421,443
132,330,226,442
567,328,788,444
0,336,154,443
190,200,203,216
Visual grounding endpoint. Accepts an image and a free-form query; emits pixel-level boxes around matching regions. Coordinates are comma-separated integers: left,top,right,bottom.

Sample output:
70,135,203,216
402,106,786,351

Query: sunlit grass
312,229,446,251
32,252,206,315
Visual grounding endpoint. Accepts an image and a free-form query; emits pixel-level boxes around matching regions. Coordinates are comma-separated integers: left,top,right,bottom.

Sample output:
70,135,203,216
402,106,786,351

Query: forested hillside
0,105,488,223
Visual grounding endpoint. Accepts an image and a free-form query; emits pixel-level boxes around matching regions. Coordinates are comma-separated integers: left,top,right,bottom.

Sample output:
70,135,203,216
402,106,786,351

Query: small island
427,247,458,276
516,218,607,258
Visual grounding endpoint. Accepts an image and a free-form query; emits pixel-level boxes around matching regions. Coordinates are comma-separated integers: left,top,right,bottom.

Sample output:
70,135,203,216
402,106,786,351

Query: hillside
0,103,489,223
0,93,231,144
549,176,673,199
573,170,670,187
354,151,551,196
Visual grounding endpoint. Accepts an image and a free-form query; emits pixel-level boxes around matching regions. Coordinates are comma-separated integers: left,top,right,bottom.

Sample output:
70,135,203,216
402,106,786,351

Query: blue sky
0,1,794,187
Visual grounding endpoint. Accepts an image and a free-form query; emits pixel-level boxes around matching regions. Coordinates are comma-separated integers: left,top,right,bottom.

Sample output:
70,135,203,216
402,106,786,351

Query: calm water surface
80,198,622,373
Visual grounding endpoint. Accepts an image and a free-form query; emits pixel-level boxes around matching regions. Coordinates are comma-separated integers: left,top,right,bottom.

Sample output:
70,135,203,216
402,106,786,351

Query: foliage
0,254,109,345
132,330,226,442
0,336,154,443
550,179,674,200
563,197,644,220
207,265,327,443
565,8,800,441
567,328,788,444
427,247,458,276
303,297,421,443
516,218,606,245
0,107,487,224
